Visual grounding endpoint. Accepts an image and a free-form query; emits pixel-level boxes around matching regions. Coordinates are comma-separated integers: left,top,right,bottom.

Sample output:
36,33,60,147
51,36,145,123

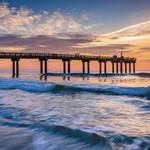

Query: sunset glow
0,0,150,72
0,1,150,150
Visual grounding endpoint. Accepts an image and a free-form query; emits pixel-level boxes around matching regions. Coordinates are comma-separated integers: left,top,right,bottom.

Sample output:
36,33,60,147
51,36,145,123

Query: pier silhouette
0,52,136,77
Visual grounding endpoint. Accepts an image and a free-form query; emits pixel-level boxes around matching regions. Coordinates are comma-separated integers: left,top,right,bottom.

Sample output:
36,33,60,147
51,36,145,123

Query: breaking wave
0,78,149,99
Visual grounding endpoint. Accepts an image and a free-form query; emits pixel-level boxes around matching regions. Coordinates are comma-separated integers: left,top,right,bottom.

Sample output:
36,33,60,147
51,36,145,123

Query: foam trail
0,121,150,150
0,121,112,149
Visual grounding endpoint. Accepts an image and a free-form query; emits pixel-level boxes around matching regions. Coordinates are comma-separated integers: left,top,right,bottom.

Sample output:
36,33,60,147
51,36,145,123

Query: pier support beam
104,61,107,74
133,62,135,73
129,63,131,74
116,62,119,74
125,63,127,74
11,58,20,77
16,60,19,77
39,58,48,74
40,59,43,74
12,60,15,77
44,59,48,74
87,61,90,74
62,59,71,74
99,61,102,74
112,62,114,74
63,60,66,74
68,60,71,74
82,61,85,74
120,62,123,74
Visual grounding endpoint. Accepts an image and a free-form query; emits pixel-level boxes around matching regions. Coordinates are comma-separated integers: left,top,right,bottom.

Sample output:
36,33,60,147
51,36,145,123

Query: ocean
0,73,150,150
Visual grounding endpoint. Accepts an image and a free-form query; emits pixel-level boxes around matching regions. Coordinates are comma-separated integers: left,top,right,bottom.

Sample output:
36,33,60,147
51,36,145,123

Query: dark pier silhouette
0,52,136,77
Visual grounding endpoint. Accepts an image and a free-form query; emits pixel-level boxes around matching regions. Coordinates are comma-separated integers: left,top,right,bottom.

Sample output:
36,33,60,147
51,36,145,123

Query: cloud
0,3,100,53
72,44,133,55
104,20,150,40
81,14,92,21
0,33,133,55
140,47,150,51
125,9,150,25
83,24,104,31
0,2,10,18
0,46,25,52
75,20,150,53
0,33,95,53
55,32,97,40
0,3,105,37
0,3,81,36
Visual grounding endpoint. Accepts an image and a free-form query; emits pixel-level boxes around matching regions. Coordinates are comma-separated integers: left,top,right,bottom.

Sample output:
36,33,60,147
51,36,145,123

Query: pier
0,52,136,77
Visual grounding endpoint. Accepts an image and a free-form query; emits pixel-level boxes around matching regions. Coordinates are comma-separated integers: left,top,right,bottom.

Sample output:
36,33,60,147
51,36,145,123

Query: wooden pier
0,52,136,77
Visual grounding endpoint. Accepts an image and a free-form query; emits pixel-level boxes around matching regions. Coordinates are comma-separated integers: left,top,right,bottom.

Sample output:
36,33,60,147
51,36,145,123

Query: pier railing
0,52,136,61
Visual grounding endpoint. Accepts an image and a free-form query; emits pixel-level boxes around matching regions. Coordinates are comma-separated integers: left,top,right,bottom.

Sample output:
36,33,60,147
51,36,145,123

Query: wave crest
0,78,149,99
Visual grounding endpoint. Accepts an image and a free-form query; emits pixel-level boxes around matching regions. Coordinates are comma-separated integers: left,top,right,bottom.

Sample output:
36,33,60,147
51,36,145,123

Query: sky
0,0,150,72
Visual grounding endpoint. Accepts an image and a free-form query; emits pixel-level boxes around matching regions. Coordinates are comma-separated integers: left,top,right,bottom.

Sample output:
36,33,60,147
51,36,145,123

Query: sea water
0,73,150,150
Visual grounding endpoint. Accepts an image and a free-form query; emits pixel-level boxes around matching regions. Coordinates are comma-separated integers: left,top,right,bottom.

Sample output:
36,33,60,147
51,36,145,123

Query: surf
0,78,149,99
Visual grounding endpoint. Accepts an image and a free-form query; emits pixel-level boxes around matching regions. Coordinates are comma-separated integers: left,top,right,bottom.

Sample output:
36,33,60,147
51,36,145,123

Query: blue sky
2,0,150,32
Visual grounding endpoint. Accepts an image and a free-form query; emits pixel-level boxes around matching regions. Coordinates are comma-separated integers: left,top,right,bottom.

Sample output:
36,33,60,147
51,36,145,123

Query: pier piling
125,63,127,74
133,62,135,73
87,61,90,74
99,61,102,74
82,61,85,74
112,62,114,74
104,62,107,74
129,63,131,74
120,62,123,74
68,60,71,74
11,58,20,77
63,60,66,74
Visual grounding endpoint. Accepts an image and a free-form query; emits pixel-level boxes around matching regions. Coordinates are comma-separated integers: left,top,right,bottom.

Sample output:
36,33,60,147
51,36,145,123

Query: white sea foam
0,78,149,99
0,78,54,92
